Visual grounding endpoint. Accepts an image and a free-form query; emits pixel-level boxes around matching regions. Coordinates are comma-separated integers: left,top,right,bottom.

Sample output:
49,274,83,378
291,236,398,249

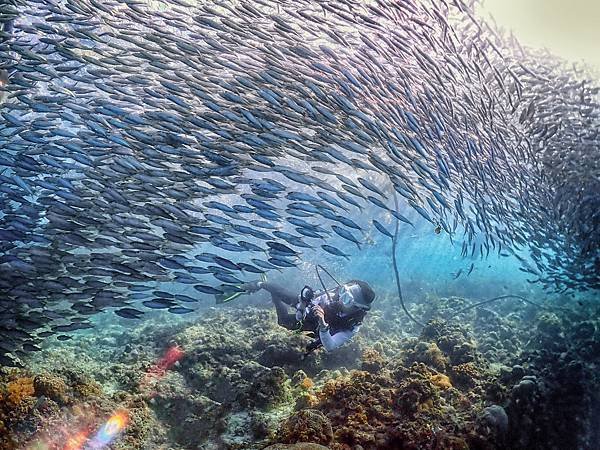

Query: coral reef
1,295,598,449
264,444,329,450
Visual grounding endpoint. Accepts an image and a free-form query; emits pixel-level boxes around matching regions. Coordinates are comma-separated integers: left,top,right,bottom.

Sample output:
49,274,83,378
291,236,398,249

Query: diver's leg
261,282,298,306
272,298,299,330
262,282,301,329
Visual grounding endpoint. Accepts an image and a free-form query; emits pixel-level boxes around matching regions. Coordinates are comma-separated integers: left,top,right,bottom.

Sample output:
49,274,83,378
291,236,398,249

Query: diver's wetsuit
261,282,316,331
261,282,364,352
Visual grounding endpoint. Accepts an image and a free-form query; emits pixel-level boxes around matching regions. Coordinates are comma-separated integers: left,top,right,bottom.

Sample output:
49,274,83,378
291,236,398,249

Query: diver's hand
313,306,328,328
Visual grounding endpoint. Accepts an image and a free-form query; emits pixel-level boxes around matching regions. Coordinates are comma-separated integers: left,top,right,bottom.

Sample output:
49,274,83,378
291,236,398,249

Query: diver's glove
240,280,263,293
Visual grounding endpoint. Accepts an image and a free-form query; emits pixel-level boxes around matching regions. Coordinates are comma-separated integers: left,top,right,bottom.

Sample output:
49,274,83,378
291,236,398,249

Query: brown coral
424,342,449,369
451,362,483,388
6,377,35,406
361,347,386,373
294,392,319,410
396,376,436,417
73,379,102,398
264,444,329,450
277,409,333,446
430,373,452,390
405,342,448,370
34,374,69,405
299,377,314,390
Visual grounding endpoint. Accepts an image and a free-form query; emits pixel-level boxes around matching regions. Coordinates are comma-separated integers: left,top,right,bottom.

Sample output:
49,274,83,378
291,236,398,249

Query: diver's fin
215,291,244,304
214,275,267,304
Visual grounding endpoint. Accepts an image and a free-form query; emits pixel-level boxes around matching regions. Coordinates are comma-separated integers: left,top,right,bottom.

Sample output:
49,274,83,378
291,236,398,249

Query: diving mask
339,284,370,310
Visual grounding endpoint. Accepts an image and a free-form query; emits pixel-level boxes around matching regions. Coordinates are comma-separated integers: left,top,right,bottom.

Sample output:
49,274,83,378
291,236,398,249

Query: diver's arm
319,325,360,352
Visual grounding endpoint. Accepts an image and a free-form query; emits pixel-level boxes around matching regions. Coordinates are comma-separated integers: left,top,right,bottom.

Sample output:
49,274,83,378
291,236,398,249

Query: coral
395,373,437,417
294,392,319,410
276,409,333,446
405,341,448,370
154,392,224,446
6,377,35,406
299,377,314,391
33,373,69,405
264,444,329,450
315,369,406,447
430,373,452,390
421,319,479,365
114,398,154,450
361,347,386,373
536,312,562,336
279,361,494,449
450,362,482,389
425,343,449,368
0,420,17,450
450,362,483,389
7,296,599,450
572,321,596,340
73,379,102,398
259,343,305,368
241,364,290,408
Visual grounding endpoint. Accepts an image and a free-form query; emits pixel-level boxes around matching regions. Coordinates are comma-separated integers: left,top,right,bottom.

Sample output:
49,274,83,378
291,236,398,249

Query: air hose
447,294,565,319
390,191,561,326
315,264,341,303
392,191,426,328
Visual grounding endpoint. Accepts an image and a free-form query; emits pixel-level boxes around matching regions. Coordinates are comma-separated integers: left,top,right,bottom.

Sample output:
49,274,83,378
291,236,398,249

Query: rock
511,378,536,399
154,394,224,446
219,363,292,409
536,313,562,336
573,321,596,340
498,365,512,383
480,405,509,435
511,365,525,379
250,366,290,408
259,343,302,367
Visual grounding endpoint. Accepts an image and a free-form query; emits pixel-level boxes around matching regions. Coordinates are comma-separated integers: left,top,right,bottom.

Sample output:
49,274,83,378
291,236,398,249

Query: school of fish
0,0,598,365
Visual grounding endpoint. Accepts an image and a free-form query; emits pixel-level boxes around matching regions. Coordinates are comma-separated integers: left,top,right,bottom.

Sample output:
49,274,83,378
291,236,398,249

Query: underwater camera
300,285,314,303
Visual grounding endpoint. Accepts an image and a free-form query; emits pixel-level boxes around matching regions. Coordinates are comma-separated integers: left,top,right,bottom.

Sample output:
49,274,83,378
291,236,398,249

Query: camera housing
300,285,314,303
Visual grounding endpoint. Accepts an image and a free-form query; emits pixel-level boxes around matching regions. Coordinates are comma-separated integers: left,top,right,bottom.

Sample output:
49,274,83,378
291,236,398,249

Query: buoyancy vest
302,290,367,354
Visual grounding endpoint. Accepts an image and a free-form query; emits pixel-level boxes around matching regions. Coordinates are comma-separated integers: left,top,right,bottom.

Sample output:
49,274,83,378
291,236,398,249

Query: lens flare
62,431,90,450
156,345,185,373
84,411,129,449
27,348,182,449
140,345,185,395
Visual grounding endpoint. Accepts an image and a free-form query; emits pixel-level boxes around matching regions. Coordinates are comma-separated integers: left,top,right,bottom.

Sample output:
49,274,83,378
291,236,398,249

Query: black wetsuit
261,282,367,353
261,282,317,331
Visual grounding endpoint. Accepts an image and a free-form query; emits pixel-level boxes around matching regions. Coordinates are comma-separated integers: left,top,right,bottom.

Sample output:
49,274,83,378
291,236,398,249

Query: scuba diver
236,275,375,356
